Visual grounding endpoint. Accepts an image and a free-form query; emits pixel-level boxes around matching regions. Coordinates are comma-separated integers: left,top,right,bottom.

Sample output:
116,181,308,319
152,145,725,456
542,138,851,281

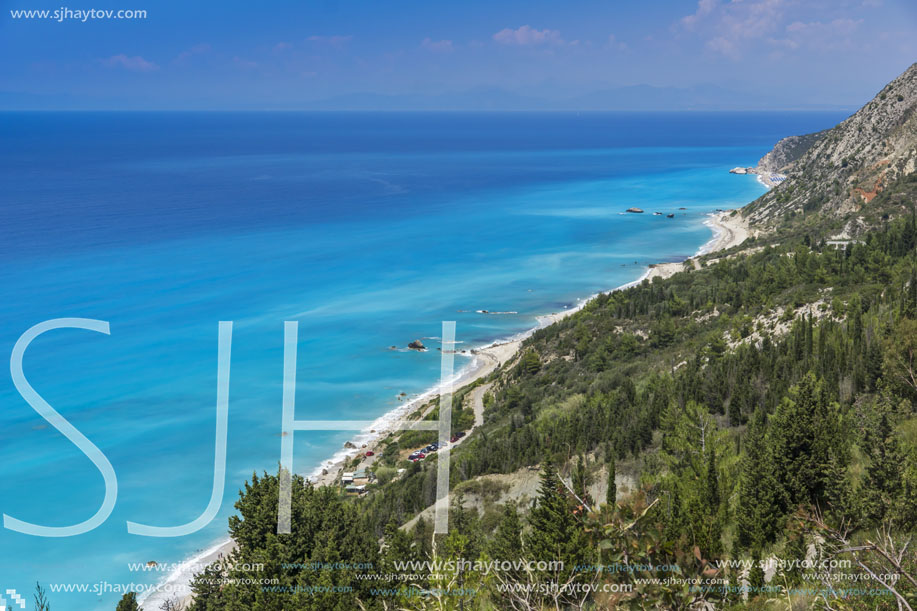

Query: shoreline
756,171,786,189
147,208,750,609
643,210,751,282
307,210,750,485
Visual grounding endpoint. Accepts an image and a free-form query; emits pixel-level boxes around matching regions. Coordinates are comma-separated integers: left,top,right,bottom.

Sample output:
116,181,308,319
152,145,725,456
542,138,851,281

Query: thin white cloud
607,34,628,51
101,54,159,72
493,25,563,46
421,38,454,53
175,43,211,64
680,0,718,30
677,0,789,59
772,18,863,52
785,18,862,36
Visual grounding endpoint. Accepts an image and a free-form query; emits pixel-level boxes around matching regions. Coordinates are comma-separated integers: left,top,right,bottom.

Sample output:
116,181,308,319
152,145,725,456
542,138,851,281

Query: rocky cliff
756,129,828,172
746,62,917,235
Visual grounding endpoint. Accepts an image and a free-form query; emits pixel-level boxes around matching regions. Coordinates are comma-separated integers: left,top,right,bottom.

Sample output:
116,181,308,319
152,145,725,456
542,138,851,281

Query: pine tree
904,265,917,318
894,454,917,531
735,408,781,551
865,340,883,391
573,454,589,504
525,460,587,578
520,349,542,375
606,449,617,506
412,516,434,559
704,448,720,511
701,448,724,557
488,503,523,561
768,373,844,511
524,460,591,608
382,519,416,568
488,503,528,607
187,563,225,610
862,413,903,524
784,532,807,586
748,552,766,590
116,592,140,611
34,583,51,611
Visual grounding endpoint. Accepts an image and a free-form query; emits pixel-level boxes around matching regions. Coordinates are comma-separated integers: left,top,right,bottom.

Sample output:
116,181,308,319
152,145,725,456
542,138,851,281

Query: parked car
365,451,374,457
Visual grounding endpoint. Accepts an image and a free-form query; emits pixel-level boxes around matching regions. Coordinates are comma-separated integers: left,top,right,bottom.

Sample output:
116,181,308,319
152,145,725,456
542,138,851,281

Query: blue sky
1,0,915,109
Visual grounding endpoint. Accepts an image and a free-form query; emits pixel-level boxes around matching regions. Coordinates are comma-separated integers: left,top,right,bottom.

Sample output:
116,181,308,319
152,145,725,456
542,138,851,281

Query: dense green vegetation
146,193,916,610
750,163,917,241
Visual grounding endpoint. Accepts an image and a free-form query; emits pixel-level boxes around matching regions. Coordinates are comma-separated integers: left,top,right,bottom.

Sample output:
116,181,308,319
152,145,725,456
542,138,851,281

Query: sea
0,111,847,609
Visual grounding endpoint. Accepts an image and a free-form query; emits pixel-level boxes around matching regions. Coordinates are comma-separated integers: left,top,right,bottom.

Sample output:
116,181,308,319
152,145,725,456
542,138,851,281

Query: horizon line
0,107,858,113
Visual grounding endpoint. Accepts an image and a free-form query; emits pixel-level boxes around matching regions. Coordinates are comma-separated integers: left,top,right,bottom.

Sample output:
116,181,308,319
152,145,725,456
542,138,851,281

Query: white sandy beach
306,211,750,485
644,210,750,282
149,209,750,609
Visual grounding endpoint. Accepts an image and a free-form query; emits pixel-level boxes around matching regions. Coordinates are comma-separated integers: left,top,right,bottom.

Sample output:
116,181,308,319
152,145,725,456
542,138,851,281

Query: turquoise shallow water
0,111,845,608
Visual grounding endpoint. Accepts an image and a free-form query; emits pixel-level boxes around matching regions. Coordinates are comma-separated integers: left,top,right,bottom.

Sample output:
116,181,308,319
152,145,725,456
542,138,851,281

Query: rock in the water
344,441,357,449
408,339,426,351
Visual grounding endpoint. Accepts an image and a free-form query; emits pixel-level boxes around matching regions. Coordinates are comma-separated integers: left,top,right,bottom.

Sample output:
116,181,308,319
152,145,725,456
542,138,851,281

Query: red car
365,451,374,457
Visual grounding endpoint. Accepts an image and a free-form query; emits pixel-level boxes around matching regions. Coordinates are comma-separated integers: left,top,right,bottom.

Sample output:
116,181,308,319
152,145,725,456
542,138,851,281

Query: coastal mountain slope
756,128,829,172
179,62,917,611
746,61,917,236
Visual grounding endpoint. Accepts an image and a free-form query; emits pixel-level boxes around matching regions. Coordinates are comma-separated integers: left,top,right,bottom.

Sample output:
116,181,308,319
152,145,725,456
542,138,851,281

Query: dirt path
469,382,491,429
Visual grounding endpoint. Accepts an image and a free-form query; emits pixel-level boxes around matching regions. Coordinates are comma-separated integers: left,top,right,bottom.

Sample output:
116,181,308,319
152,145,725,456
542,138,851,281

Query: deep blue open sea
0,111,846,608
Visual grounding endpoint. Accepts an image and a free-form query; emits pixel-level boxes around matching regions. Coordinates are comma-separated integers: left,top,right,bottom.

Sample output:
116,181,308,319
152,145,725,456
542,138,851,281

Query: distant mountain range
0,84,857,111
280,84,856,111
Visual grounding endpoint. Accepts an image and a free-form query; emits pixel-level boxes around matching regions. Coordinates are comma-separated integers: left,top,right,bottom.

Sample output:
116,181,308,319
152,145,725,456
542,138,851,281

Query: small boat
653,212,663,216
666,213,675,218
625,207,644,213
